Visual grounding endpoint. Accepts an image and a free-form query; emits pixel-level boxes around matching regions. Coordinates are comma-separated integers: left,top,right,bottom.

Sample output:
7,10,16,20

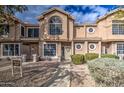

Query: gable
37,8,74,21
96,8,124,23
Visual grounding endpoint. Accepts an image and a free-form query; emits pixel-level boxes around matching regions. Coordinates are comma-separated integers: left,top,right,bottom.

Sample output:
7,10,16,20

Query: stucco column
111,42,116,55
98,41,102,58
84,41,88,54
57,42,61,57
71,41,74,55
39,42,43,58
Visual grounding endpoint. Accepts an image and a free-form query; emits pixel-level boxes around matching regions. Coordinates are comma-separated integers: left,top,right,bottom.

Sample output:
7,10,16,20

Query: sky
15,5,118,24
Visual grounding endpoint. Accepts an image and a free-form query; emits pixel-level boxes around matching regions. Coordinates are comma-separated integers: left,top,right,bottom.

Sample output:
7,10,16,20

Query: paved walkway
47,63,71,87
47,62,96,87
70,64,96,87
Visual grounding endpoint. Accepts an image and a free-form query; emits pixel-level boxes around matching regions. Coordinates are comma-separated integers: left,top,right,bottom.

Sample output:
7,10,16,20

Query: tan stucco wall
86,26,98,38
75,26,85,38
74,42,101,54
69,19,74,40
39,11,74,41
97,11,124,41
74,42,84,54
88,42,99,53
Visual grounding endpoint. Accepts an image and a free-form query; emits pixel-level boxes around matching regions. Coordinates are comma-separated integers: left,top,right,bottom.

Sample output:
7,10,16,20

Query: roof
37,7,74,20
24,22,39,27
74,23,97,27
75,8,124,26
96,8,124,23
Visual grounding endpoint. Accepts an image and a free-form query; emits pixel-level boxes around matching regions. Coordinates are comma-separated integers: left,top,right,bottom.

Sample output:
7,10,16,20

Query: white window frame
1,43,21,57
87,27,95,33
27,27,39,38
89,43,96,50
112,20,124,35
20,24,25,37
49,16,62,35
75,43,82,50
43,43,57,58
117,43,124,55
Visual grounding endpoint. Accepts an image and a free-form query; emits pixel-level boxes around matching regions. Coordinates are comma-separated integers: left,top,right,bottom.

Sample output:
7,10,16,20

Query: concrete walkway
47,63,96,87
70,64,96,87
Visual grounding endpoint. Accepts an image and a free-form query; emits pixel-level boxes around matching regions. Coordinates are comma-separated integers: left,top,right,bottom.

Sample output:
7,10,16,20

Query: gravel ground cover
0,61,96,87
0,61,59,87
0,59,11,68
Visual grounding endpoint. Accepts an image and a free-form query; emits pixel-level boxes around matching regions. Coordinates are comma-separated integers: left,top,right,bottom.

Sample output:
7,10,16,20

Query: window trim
75,43,82,50
0,24,9,36
89,43,96,50
112,20,124,35
20,24,25,37
1,43,21,57
48,16,62,35
117,43,124,55
43,43,57,58
27,27,39,38
87,27,95,33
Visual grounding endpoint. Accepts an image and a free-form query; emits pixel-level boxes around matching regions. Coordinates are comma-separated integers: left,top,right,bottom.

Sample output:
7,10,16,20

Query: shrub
88,58,124,87
85,53,99,60
71,54,86,65
101,54,119,59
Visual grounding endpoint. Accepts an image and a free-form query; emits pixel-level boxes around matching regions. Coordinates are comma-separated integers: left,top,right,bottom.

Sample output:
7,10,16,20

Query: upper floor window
21,25,25,37
28,28,39,37
49,16,62,35
0,24,9,35
112,20,124,35
87,27,95,33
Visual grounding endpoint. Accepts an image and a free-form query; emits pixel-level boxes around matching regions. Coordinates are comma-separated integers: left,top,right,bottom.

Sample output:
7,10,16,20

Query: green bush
71,54,86,65
85,53,99,60
88,58,124,87
101,54,119,59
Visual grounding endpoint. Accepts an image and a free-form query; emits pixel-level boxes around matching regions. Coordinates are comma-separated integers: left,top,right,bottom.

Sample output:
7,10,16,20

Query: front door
64,46,71,61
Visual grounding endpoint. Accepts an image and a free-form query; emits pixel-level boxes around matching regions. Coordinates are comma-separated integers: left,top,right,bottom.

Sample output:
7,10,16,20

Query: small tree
0,5,28,22
0,5,28,33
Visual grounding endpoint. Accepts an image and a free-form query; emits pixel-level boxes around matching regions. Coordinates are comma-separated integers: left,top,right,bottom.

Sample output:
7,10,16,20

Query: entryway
61,46,71,61
22,43,38,61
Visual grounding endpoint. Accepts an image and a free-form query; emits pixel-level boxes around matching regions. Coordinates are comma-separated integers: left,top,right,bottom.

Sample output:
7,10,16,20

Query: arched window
49,16,62,35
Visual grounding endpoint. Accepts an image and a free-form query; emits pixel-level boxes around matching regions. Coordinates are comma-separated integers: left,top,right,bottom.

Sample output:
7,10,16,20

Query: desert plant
71,54,86,65
85,53,99,60
101,54,119,59
88,58,124,87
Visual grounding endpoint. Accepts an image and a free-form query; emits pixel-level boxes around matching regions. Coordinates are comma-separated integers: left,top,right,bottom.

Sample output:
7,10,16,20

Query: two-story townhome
0,16,39,60
1,7,124,61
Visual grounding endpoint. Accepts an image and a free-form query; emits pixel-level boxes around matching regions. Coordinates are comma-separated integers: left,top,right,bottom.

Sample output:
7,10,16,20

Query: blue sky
15,5,117,24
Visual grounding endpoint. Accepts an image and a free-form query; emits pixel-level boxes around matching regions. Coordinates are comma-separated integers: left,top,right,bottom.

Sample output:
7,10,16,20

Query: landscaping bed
0,62,59,87
0,59,11,68
88,58,124,87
